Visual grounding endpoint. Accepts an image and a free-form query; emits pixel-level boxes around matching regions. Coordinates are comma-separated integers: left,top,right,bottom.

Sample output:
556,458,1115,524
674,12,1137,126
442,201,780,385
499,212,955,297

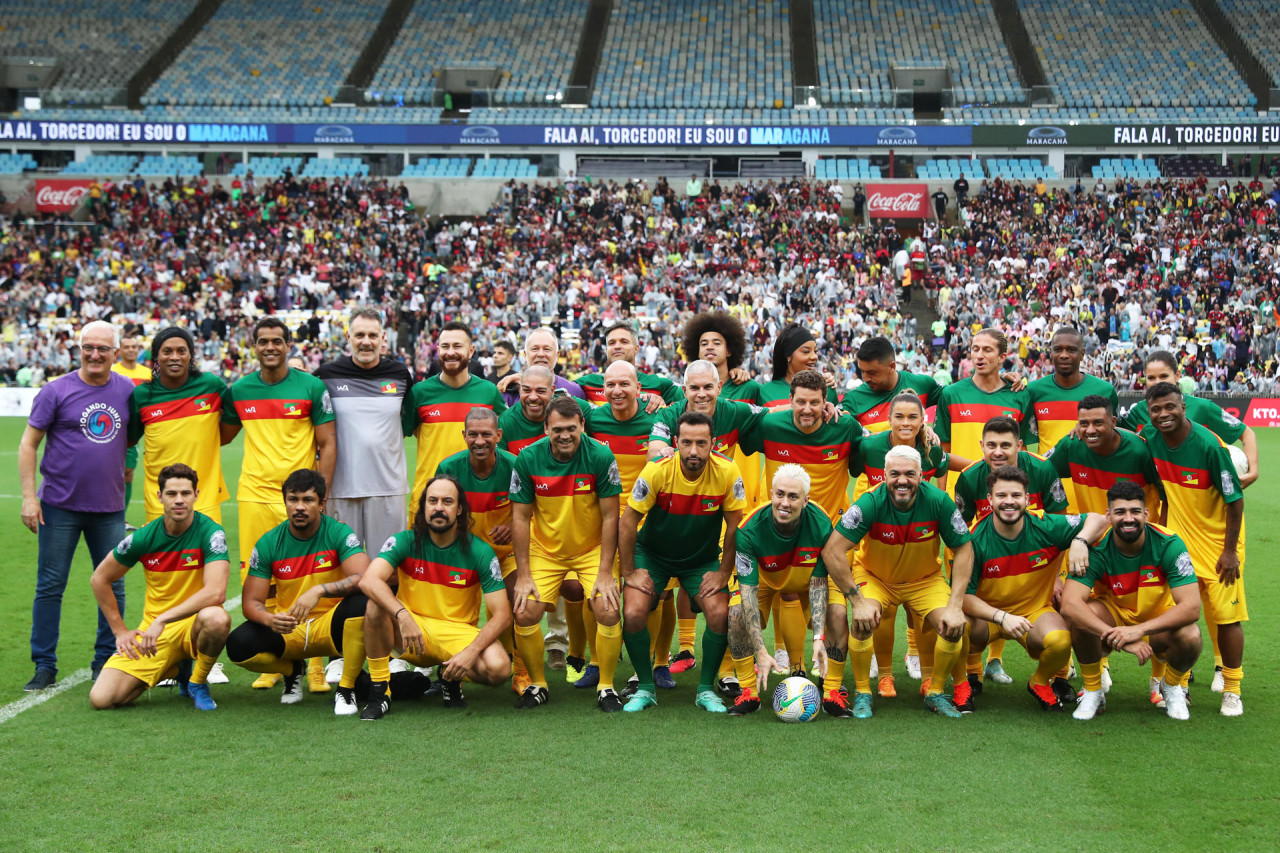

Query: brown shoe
547,649,567,671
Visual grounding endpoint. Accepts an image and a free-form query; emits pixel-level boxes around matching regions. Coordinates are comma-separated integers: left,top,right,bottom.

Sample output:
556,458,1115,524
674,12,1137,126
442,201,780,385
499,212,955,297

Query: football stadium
2,0,1279,849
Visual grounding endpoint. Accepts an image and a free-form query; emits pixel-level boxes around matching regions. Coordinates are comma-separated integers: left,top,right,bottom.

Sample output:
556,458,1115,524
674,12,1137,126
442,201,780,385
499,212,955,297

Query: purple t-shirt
502,373,585,408
28,371,133,512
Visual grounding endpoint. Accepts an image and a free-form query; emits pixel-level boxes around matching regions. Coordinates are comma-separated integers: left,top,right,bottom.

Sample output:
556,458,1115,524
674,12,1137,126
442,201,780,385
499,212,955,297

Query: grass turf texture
1,416,1277,852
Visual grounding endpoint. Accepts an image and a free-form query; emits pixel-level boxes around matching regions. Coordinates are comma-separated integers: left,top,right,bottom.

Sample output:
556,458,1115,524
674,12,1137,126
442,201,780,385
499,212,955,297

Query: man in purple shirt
497,327,586,407
20,321,133,690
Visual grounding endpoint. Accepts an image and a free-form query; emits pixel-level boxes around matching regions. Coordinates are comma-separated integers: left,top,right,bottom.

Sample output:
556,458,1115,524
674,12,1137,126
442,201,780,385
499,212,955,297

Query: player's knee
1174,623,1203,653
198,606,232,638
479,647,511,685
225,621,272,663
1042,629,1071,656
968,618,989,649
514,611,542,630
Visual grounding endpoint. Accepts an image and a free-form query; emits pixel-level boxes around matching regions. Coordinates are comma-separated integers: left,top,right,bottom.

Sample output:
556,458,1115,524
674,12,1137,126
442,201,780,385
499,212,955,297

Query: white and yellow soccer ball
1227,445,1249,480
772,676,820,723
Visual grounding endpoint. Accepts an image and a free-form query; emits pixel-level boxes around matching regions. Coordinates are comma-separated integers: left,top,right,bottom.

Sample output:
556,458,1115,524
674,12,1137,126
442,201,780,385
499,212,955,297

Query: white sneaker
1210,666,1224,693
1073,688,1106,720
281,672,304,705
325,659,345,685
1100,666,1113,694
773,649,790,670
388,658,412,673
1160,682,1189,720
1149,677,1165,709
1067,661,1077,679
905,653,921,680
156,677,177,688
869,655,880,680
334,686,359,716
206,662,229,684
1220,693,1244,717
984,659,1013,685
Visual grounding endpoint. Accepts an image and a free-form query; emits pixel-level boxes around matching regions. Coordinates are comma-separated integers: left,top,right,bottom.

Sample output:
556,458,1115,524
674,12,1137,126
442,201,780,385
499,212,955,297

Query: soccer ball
772,676,820,723
1227,444,1249,479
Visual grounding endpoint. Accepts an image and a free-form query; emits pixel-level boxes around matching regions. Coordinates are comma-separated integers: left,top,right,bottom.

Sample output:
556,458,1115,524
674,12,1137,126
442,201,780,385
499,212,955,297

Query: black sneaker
717,676,743,699
669,649,696,673
789,667,807,681
1028,681,1065,711
967,672,984,696
597,688,623,712
620,674,640,698
23,669,56,692
727,690,762,716
441,678,467,709
389,670,433,701
360,684,390,721
516,685,550,709
822,689,853,718
1051,677,1076,705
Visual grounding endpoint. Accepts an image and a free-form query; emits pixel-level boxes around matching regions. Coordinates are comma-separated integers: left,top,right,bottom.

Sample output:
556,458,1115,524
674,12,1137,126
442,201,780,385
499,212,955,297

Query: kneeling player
963,466,1108,712
89,464,231,711
358,476,512,720
225,470,370,714
727,464,831,714
1060,481,1202,721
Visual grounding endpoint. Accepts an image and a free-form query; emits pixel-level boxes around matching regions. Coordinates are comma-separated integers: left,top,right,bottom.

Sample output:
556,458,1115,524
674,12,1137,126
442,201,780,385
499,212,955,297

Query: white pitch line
0,595,243,724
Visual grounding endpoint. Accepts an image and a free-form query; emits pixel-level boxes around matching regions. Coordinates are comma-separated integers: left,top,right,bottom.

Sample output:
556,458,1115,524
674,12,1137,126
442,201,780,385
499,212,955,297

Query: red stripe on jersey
530,473,596,497
235,398,312,420
466,490,511,513
856,403,890,427
507,435,542,455
979,547,1061,581
1106,565,1167,597
139,393,222,425
712,429,740,455
655,491,729,516
400,558,479,588
141,548,205,573
418,401,495,423
757,546,822,573
582,386,608,404
946,402,1026,424
271,550,340,580
868,521,940,545
1033,400,1079,421
1153,457,1210,490
1067,463,1150,491
592,433,649,456
762,439,852,465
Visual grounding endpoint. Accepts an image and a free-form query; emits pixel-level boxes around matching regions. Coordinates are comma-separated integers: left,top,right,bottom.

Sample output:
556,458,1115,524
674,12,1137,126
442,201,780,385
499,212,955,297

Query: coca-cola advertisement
866,182,929,219
35,178,93,214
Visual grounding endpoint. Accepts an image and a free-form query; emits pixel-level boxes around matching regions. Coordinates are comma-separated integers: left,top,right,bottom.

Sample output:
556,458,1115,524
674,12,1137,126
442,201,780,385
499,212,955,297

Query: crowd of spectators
2,167,1279,398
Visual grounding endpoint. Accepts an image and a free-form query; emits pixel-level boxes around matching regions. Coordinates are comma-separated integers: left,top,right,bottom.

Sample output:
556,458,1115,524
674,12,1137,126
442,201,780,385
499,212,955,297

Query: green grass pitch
1,417,1277,852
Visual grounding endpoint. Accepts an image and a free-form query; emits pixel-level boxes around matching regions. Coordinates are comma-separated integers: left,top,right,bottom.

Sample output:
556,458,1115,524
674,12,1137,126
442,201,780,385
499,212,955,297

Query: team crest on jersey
1223,411,1241,426
489,558,502,583
735,553,754,577
1180,470,1200,486
447,569,467,585
509,471,523,496
632,478,651,502
284,403,304,417
714,439,729,453
574,476,593,493
210,530,227,555
195,398,213,412
1066,514,1082,528
321,391,334,414
1220,470,1236,496
913,523,935,540
1050,480,1067,502
606,461,621,487
950,510,968,536
379,536,397,555
494,495,510,509
733,478,745,502
380,381,398,394
345,533,361,549
653,423,671,440
249,548,259,571
1043,446,1056,458
798,548,819,565
1174,551,1194,578
701,498,722,512
842,505,863,529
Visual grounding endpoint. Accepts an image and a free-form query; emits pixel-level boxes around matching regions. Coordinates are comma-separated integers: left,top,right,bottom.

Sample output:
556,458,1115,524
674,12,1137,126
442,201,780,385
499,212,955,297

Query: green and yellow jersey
376,530,503,625
129,373,229,520
734,500,832,590
629,453,746,571
113,512,228,625
577,370,682,407
832,481,971,585
403,375,506,508
1069,524,1197,622
586,404,658,508
1043,430,1163,516
954,451,1069,525
934,378,1034,463
739,410,865,522
435,449,517,561
510,435,622,558
967,510,1086,615
840,370,941,434
1026,373,1119,454
1120,396,1245,444
498,396,591,456
248,515,363,616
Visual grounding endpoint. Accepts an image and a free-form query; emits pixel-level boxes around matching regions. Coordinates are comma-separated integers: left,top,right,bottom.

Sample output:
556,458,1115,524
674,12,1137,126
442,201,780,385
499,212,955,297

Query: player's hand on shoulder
728,366,751,385
642,393,664,414
822,401,842,422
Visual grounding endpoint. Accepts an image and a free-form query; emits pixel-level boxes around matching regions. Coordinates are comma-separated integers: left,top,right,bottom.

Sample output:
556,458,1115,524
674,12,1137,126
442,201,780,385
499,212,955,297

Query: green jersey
1043,429,1163,515
1026,373,1120,453
376,529,503,625
955,450,1069,525
586,404,658,501
510,435,622,558
128,371,229,520
629,452,748,570
435,449,518,560
734,501,832,588
498,396,590,455
1119,395,1246,445
841,370,941,434
1069,524,1196,622
833,482,971,584
248,515,363,614
649,398,766,459
114,512,228,625
850,431,948,486
934,378,1035,462
758,378,838,409
577,370,682,406
721,378,763,405
966,510,1086,613
1140,421,1243,566
402,374,506,503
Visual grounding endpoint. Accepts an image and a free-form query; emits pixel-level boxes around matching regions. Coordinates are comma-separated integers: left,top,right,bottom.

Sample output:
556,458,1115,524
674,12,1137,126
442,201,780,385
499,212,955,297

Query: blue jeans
31,502,125,674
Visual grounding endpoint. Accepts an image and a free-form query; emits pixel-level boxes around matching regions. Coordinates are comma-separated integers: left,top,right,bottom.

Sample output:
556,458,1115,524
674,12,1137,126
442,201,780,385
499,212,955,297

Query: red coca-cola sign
866,182,929,219
35,178,93,213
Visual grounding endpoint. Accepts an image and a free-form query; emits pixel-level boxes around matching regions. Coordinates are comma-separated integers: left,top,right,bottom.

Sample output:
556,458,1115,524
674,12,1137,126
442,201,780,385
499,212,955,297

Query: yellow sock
1080,661,1102,692
951,632,969,685
654,597,676,666
873,606,897,671
514,623,547,688
236,652,294,676
1222,665,1242,696
1178,670,1191,688
770,596,784,650
734,654,756,690
369,655,391,684
1207,621,1224,668
565,599,586,661
779,598,806,671
850,636,873,694
595,621,623,691
918,629,935,683
647,607,663,659
1163,665,1187,689
930,635,964,696
906,624,918,658
582,602,598,662
189,653,217,685
512,631,529,681
307,656,324,676
678,617,696,653
339,616,365,689
966,650,983,676
1032,630,1071,687
718,647,735,682
1151,658,1166,683
988,637,1006,665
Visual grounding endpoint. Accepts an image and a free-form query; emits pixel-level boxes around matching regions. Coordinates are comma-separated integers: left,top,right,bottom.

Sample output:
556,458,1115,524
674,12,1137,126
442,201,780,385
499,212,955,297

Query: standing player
726,465,832,714
1141,382,1246,716
88,464,231,711
499,366,589,455
221,317,336,692
963,466,1107,711
821,446,975,719
934,329,1034,464
111,326,151,527
1062,481,1202,721
358,476,513,719
1043,396,1162,516
403,321,506,522
1025,327,1119,454
225,470,369,714
619,412,747,713
577,322,682,407
128,327,228,523
496,327,587,405
509,397,623,711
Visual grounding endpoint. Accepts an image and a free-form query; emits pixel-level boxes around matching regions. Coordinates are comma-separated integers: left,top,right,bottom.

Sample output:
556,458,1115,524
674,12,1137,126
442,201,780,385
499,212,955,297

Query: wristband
1072,537,1089,546
394,608,407,620
813,634,825,644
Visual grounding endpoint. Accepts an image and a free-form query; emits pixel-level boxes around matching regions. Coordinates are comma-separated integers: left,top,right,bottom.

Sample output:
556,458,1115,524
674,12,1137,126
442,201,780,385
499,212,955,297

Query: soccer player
577,322,681,408
88,464,231,711
317,307,414,559
619,412,747,713
821,445,975,719
1141,382,1246,716
726,464,831,714
510,397,623,711
954,417,1069,525
404,321,506,522
1043,396,1163,516
963,466,1108,711
358,476,512,720
934,328,1034,464
1118,350,1258,487
497,327,586,405
841,337,941,438
111,326,151,525
128,327,228,523
1061,481,1202,721
221,317,336,691
499,365,590,455
1025,327,1120,454
757,324,839,409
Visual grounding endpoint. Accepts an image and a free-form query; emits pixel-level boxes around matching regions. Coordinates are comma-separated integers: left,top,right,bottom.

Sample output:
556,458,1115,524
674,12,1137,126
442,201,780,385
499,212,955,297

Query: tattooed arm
730,577,785,694
809,576,829,678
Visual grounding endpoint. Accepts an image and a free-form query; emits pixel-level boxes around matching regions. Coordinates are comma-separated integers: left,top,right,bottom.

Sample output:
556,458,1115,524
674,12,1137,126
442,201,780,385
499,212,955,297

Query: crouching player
225,470,370,714
89,464,230,710
1060,481,1202,721
963,466,1108,712
357,476,512,720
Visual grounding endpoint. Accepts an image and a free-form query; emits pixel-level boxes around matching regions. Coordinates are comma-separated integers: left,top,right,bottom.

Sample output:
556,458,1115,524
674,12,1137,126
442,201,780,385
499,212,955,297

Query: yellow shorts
984,605,1059,645
101,615,197,688
278,604,344,659
239,500,287,583
853,569,951,621
1196,572,1248,625
826,576,848,608
394,612,480,667
529,547,615,608
1093,595,1151,629
498,555,517,579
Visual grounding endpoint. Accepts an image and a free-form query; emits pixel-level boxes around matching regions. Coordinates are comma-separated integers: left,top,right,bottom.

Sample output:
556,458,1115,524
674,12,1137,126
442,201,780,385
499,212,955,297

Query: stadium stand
1219,0,1280,88
813,158,882,180
944,105,1259,124
141,0,385,110
471,158,538,179
134,154,204,177
983,158,1059,180
918,158,987,181
370,0,585,105
301,158,370,179
1159,154,1234,178
0,154,39,175
814,0,1023,106
401,157,471,178
1089,157,1161,180
593,1,792,109
230,156,306,179
60,154,138,175
466,107,914,125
